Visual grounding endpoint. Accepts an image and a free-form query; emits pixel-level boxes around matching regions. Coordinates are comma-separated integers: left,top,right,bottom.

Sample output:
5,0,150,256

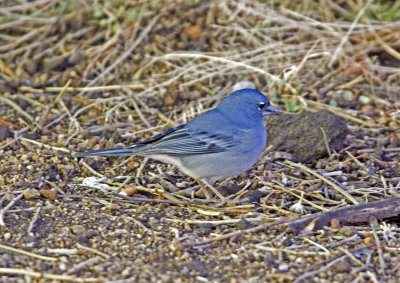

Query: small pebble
364,236,374,245
24,188,41,200
330,218,341,229
40,189,57,201
93,265,104,273
0,125,11,140
58,262,67,271
359,95,370,105
232,81,256,92
342,90,354,101
193,223,214,235
176,182,186,189
186,25,202,39
339,226,356,237
121,187,136,196
4,232,11,241
295,257,305,265
114,229,128,236
332,259,352,273
107,203,121,211
278,263,289,272
71,225,85,235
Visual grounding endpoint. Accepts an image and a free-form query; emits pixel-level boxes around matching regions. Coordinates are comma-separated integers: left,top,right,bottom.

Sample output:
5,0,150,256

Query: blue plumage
76,88,279,202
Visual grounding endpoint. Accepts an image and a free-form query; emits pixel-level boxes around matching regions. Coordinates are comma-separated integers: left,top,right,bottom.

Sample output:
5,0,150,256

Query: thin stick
84,14,161,89
198,180,212,199
136,157,148,178
76,243,110,260
0,0,51,13
20,137,69,153
337,247,365,266
65,256,102,275
345,151,367,168
0,118,19,129
0,193,24,227
36,84,145,93
303,238,330,256
202,179,233,203
131,94,176,126
305,99,380,128
285,160,359,205
27,206,41,233
166,217,268,225
112,192,217,206
122,86,151,128
329,0,373,66
0,268,101,282
320,127,332,159
0,96,34,122
0,243,57,262
180,217,294,248
163,53,296,94
271,181,329,212
117,176,133,192
365,18,400,61
370,221,386,276
126,216,152,234
55,79,73,119
293,255,348,283
80,161,104,178
329,154,366,169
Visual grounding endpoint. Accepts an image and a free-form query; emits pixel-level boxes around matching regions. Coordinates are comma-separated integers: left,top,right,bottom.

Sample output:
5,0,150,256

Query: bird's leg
197,180,212,199
202,179,233,204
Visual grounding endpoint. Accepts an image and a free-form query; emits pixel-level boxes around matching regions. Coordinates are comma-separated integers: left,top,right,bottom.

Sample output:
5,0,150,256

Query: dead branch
287,197,400,234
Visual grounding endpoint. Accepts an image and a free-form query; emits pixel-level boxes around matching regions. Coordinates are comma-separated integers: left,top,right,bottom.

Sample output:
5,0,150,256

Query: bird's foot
198,181,212,199
199,179,239,205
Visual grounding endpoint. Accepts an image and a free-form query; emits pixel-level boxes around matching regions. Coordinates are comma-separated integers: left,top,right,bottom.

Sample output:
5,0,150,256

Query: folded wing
129,125,236,155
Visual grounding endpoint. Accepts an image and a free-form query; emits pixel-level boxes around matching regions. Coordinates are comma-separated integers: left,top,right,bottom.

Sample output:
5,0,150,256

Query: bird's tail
75,145,144,157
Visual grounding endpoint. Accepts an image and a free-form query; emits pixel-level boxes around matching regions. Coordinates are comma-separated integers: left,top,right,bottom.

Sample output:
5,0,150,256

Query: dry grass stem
0,268,102,282
285,161,359,205
0,243,57,262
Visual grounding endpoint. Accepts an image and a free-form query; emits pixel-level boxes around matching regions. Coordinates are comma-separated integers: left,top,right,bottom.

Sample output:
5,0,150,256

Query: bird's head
217,88,279,120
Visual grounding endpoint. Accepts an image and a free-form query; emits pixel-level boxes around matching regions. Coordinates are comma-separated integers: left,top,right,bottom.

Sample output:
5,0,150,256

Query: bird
75,88,279,202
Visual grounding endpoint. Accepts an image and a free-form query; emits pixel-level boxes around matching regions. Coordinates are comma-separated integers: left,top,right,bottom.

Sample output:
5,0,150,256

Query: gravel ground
1,1,400,282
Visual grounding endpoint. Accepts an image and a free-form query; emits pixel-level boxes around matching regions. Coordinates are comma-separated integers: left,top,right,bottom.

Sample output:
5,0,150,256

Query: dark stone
188,260,207,272
41,262,53,271
332,258,352,273
87,159,102,171
48,165,60,181
193,223,214,235
218,183,242,196
68,50,86,65
0,125,11,140
236,218,256,230
23,131,39,140
246,189,263,203
43,55,66,72
77,235,90,245
265,110,349,162
96,216,112,227
84,229,100,238
282,236,293,247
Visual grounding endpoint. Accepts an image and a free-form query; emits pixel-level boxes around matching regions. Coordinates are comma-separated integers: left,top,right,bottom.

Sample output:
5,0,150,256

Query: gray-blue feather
75,88,279,183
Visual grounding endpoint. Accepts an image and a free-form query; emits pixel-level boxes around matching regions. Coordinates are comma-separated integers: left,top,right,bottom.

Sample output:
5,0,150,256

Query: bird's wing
136,124,185,145
130,125,236,155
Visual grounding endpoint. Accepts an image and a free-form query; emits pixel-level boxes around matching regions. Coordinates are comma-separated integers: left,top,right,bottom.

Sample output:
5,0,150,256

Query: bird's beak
262,105,280,116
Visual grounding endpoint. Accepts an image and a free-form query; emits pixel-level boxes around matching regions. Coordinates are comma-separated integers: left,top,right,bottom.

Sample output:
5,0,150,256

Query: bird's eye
258,102,266,110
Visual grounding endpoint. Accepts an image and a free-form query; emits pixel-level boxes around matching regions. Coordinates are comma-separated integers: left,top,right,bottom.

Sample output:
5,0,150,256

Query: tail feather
75,145,143,157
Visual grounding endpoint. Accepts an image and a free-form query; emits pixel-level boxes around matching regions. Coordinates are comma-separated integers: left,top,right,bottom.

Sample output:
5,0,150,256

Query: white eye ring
258,102,265,110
